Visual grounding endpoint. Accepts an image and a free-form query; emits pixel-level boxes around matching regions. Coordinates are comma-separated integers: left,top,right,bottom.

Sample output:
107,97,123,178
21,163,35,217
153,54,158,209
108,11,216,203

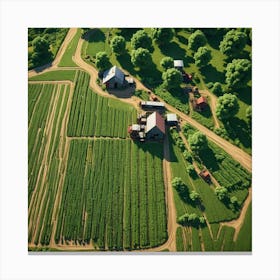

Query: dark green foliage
176,227,185,251
246,105,252,123
95,51,111,71
110,35,126,55
55,139,167,250
186,165,196,178
216,93,240,121
131,48,152,69
194,46,212,68
225,59,251,90
183,150,193,163
188,131,208,153
215,187,228,201
162,68,182,89
32,36,50,53
219,30,247,58
212,82,223,96
160,56,174,70
177,212,205,227
188,30,207,51
152,28,175,45
131,30,152,50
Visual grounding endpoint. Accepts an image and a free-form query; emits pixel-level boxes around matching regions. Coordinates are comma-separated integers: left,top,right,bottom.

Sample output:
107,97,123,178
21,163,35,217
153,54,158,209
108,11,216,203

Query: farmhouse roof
146,112,165,134
174,60,184,68
140,101,165,107
166,113,178,122
196,96,207,105
102,66,125,84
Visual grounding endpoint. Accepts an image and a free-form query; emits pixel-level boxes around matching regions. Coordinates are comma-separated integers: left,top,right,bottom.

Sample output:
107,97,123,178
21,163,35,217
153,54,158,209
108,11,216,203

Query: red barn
196,96,207,110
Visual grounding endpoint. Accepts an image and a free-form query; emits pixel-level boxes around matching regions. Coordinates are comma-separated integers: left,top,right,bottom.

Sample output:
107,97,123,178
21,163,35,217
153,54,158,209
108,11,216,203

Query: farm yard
28,27,252,252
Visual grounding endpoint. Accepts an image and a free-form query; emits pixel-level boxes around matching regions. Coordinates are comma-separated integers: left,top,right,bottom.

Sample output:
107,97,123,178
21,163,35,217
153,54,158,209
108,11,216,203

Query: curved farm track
28,28,252,252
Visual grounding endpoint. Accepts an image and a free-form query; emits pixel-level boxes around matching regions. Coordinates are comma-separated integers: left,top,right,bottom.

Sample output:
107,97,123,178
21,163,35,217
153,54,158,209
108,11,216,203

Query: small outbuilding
174,60,184,70
199,169,211,183
166,113,178,126
103,66,125,89
196,96,208,111
140,101,165,111
145,111,165,140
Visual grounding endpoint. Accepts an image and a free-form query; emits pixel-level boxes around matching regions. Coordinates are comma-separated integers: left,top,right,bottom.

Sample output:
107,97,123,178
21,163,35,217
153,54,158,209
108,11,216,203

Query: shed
174,60,184,70
140,101,165,111
199,169,211,183
103,66,125,89
196,96,207,110
145,111,165,140
166,113,178,126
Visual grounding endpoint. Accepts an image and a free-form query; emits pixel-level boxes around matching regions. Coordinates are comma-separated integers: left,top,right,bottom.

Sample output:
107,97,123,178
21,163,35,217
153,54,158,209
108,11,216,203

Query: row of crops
176,224,239,252
169,130,240,223
55,139,167,250
67,70,136,138
28,82,70,245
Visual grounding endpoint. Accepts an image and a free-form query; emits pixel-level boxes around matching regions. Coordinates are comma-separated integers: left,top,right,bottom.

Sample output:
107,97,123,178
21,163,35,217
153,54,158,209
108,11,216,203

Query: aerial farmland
28,28,252,252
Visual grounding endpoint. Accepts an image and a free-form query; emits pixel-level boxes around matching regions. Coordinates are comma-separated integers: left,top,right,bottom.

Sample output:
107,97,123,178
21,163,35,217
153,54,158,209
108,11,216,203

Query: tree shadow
198,147,220,172
225,117,252,149
117,52,137,76
236,85,252,105
160,41,188,64
84,29,105,43
135,141,164,160
117,28,143,41
200,64,225,84
177,34,188,45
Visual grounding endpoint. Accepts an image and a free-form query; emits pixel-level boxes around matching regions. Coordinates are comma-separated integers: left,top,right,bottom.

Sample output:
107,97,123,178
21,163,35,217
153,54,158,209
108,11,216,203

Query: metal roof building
174,60,184,68
145,112,165,140
102,66,125,88
166,113,178,125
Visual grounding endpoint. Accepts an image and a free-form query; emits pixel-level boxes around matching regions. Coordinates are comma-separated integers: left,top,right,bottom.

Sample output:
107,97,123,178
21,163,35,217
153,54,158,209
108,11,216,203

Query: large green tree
188,132,208,153
188,30,207,51
215,187,228,201
110,35,126,55
194,46,212,68
152,28,175,45
219,29,247,58
225,59,252,90
95,51,111,72
31,36,52,66
131,47,152,69
162,68,182,89
212,82,223,96
216,93,240,121
131,30,152,50
160,56,174,70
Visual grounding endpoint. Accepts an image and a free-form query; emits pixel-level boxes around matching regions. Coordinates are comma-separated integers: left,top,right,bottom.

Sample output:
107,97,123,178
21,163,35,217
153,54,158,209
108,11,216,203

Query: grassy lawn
58,28,82,67
29,70,77,82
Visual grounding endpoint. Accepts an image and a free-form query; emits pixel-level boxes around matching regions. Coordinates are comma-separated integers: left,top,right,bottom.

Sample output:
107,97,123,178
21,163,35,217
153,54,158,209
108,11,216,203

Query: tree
31,36,52,67
162,68,182,89
194,46,212,68
131,30,152,50
212,82,223,96
131,48,152,69
215,187,228,201
151,28,175,45
183,150,192,163
110,35,126,55
95,51,111,72
186,165,196,178
216,93,240,121
81,28,91,36
246,106,252,124
230,196,238,205
160,56,174,70
171,177,183,189
189,190,200,202
219,30,247,58
32,36,50,54
199,217,206,224
225,59,251,90
188,30,207,51
188,132,208,153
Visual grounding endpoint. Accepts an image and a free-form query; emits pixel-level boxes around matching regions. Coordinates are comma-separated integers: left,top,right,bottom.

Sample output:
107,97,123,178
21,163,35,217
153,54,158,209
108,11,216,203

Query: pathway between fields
28,28,78,78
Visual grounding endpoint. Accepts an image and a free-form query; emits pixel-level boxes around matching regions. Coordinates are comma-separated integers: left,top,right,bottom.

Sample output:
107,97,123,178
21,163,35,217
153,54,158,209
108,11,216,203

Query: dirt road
28,28,78,78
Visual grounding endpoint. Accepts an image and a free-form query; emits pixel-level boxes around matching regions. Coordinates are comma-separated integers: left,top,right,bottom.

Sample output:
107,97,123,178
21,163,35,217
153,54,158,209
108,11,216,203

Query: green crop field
55,139,167,250
67,71,136,138
29,70,77,82
58,28,82,67
28,82,71,245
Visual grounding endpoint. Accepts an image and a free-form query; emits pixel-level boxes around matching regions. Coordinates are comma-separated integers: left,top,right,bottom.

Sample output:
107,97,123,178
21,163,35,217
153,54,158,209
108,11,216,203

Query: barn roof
174,60,184,68
196,96,207,105
140,101,165,107
102,66,125,84
146,112,165,134
166,113,178,122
